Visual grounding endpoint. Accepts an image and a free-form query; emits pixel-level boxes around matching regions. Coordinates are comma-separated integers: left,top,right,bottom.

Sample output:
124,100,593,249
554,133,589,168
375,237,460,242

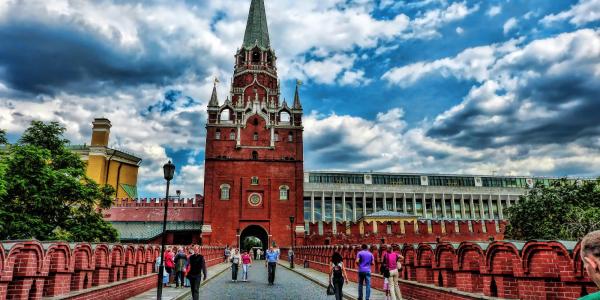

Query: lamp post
289,216,295,268
176,190,181,200
157,160,175,300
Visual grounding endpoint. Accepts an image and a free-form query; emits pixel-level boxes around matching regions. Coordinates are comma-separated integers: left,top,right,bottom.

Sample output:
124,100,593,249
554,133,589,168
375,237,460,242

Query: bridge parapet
291,240,597,299
0,240,224,300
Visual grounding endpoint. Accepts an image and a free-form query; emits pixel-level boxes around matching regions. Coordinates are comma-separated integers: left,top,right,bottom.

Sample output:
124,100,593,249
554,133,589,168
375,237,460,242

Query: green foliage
0,129,6,145
505,178,600,241
0,121,118,242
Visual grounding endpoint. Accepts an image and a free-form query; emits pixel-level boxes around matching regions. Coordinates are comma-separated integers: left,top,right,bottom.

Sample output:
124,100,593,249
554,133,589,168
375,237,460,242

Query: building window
229,130,235,140
274,131,279,141
251,176,259,185
220,184,230,200
215,129,221,140
280,111,290,123
279,185,289,200
252,151,258,160
288,132,293,142
253,118,258,126
253,132,258,141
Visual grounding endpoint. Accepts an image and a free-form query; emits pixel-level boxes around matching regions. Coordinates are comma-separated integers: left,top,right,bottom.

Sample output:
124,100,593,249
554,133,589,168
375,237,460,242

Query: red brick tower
202,0,304,249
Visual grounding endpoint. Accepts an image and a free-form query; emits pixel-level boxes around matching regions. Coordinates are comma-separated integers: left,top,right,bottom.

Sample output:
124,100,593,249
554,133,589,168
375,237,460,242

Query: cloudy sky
0,0,599,197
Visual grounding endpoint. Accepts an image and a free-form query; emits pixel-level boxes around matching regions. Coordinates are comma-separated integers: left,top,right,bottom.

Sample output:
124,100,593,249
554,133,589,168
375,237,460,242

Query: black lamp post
176,190,181,200
157,160,175,300
289,216,295,268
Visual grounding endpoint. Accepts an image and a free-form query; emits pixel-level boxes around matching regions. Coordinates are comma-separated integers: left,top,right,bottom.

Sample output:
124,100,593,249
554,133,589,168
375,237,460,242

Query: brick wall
0,240,224,300
292,240,598,300
103,196,203,222
306,220,506,245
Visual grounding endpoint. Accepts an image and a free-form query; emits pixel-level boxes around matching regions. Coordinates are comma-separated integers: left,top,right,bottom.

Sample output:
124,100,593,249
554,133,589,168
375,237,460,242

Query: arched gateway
239,225,269,252
200,0,305,247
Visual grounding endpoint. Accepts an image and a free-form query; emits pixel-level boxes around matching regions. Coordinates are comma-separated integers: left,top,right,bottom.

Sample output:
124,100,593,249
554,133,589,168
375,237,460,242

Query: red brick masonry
0,240,224,300
289,241,598,300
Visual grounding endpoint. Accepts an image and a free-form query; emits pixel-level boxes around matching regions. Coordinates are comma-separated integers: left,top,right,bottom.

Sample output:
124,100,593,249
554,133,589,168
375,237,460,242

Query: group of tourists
327,243,404,300
225,245,281,285
155,246,207,300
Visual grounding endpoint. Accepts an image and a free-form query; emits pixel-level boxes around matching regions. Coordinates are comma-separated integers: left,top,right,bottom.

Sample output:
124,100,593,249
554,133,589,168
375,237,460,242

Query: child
383,277,391,300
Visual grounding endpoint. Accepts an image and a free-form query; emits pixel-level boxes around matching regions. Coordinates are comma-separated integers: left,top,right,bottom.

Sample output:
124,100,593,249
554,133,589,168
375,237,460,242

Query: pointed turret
293,80,302,110
208,79,219,107
243,0,270,49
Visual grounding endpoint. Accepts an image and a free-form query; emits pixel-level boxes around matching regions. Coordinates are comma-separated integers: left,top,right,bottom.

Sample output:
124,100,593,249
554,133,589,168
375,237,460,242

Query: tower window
251,176,259,185
215,129,221,140
274,131,279,141
288,132,293,142
252,51,260,63
280,111,290,123
252,151,258,160
279,185,289,200
253,132,258,141
220,109,230,122
229,130,235,140
253,118,258,126
220,184,230,200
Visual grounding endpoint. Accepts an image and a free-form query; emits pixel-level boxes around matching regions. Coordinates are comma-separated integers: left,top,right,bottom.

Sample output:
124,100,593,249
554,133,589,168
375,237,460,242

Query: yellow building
70,118,142,198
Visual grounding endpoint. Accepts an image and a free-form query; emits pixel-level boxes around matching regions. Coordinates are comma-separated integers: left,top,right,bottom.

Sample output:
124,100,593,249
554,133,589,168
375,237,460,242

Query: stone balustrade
290,240,598,299
0,240,224,300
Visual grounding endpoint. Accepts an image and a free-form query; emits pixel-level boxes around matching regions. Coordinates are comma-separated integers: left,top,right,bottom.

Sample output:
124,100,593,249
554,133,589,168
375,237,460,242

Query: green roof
111,221,202,241
120,184,138,199
243,0,270,49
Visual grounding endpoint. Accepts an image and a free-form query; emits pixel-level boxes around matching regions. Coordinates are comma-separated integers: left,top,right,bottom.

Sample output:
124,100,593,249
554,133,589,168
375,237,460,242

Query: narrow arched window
279,185,289,200
252,151,258,160
251,176,259,185
274,131,279,141
253,118,259,126
280,111,290,123
229,130,235,140
220,110,230,122
288,132,293,142
253,132,258,141
220,184,230,200
215,129,221,140
252,51,260,63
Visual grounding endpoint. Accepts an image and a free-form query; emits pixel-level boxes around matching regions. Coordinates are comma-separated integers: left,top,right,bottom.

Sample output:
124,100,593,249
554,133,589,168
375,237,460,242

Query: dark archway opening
240,225,268,259
490,277,498,297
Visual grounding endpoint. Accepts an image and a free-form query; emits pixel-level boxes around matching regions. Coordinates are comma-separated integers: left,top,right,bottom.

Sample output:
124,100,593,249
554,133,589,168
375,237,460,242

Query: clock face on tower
248,193,262,206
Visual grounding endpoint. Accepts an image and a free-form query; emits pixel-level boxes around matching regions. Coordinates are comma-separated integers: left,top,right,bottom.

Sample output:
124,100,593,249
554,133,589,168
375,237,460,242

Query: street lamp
176,190,181,200
289,216,295,268
157,160,175,300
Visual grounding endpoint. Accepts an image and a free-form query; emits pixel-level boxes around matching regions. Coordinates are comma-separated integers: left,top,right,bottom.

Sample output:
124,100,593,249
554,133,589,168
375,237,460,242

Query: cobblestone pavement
197,261,338,300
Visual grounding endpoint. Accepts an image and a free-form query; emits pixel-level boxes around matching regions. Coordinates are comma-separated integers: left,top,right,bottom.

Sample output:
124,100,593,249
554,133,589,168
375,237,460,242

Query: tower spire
208,77,219,107
293,80,302,109
242,0,270,48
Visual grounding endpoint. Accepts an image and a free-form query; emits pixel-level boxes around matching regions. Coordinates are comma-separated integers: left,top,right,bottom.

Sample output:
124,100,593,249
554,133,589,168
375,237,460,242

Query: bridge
0,240,597,299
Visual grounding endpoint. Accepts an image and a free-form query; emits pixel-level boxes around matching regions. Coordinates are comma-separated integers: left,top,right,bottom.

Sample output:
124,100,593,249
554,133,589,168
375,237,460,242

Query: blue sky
0,0,598,197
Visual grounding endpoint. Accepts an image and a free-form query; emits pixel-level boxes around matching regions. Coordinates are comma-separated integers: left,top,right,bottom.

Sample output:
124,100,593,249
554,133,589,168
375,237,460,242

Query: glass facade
314,196,322,221
365,196,373,215
334,196,343,221
372,174,421,185
482,177,528,188
309,173,364,184
429,176,475,187
303,197,311,221
324,197,332,222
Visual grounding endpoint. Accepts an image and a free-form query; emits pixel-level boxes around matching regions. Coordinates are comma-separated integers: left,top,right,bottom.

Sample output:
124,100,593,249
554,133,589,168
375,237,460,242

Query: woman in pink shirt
384,245,404,300
241,250,253,282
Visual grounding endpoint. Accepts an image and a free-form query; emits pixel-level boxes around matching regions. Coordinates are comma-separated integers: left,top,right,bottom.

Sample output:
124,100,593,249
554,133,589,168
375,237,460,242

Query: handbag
326,283,335,295
380,253,390,278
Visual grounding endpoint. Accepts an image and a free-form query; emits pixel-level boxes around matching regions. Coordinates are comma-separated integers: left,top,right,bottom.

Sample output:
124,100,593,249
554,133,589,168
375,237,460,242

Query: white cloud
541,0,600,26
456,27,464,34
487,5,502,17
503,17,518,35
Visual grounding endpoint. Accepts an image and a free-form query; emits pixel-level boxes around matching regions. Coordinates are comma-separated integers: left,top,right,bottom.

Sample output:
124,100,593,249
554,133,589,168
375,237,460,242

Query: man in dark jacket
187,246,207,300
174,248,188,288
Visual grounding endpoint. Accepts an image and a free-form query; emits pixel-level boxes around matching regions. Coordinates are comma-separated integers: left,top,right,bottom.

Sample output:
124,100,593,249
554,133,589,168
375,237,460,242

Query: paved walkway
277,261,387,300
194,259,356,300
130,262,230,300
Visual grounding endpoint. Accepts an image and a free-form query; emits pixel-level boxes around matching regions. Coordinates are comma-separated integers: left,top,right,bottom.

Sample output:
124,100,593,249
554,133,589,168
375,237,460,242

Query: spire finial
208,77,219,107
242,0,270,49
293,79,302,110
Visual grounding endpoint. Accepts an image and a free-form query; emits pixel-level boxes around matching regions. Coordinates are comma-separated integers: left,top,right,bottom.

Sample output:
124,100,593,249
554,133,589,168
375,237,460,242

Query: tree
0,121,118,242
505,178,600,241
0,129,6,145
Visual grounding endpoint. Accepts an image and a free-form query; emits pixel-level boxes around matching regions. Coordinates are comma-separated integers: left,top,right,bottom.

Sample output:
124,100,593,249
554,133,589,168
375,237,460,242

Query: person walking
265,246,280,285
288,248,295,268
224,246,231,263
356,244,374,300
230,248,242,282
187,246,207,300
383,245,404,300
164,248,175,286
580,230,600,300
155,255,169,288
241,250,253,282
174,248,188,288
330,251,349,300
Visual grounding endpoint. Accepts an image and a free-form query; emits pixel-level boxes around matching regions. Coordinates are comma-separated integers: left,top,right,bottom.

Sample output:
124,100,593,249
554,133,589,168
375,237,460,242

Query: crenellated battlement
0,240,224,300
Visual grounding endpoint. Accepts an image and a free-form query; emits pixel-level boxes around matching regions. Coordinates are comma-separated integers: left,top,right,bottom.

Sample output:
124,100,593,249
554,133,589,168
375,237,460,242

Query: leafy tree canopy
0,121,118,242
0,129,6,145
505,178,600,241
